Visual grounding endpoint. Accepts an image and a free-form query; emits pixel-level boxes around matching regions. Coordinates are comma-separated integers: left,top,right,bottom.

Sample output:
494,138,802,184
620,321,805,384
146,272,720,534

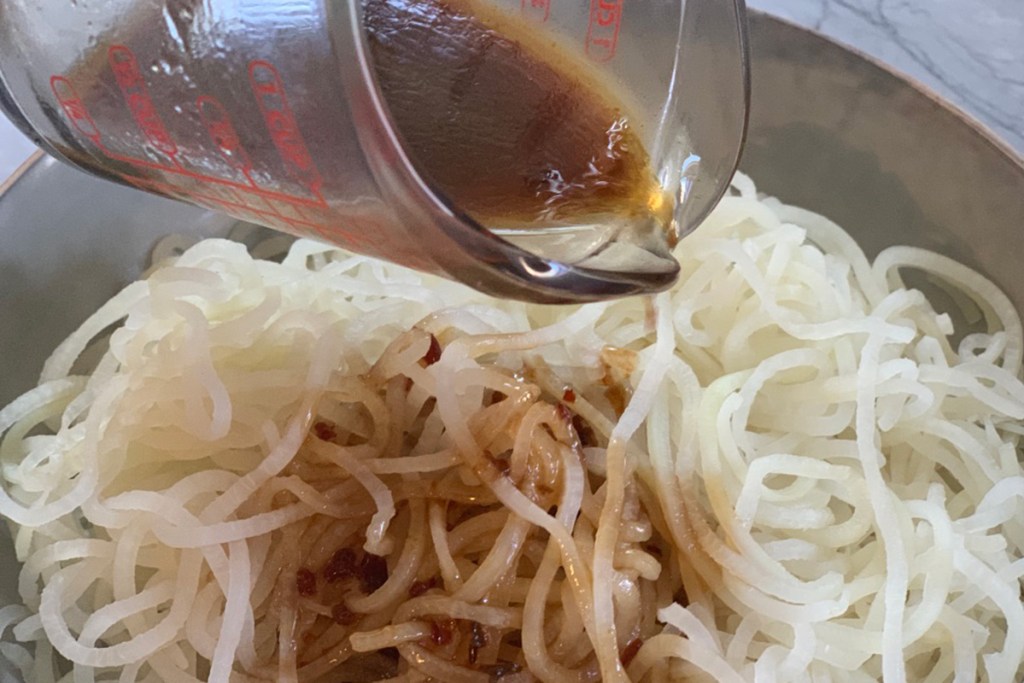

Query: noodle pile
1,175,1022,682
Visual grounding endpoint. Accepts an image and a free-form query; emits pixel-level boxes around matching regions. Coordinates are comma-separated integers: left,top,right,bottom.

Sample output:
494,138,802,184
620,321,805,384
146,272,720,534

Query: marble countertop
1,0,1022,182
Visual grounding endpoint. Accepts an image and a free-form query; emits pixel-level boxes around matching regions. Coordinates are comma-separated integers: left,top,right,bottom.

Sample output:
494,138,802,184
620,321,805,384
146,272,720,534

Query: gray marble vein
750,0,1024,154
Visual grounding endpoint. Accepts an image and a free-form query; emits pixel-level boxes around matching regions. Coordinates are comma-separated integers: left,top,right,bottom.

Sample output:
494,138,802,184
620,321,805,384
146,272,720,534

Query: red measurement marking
89,139,326,210
585,0,623,62
108,46,179,158
125,174,333,238
521,0,551,22
50,77,102,143
48,67,415,267
248,60,324,198
197,96,253,173
192,105,291,222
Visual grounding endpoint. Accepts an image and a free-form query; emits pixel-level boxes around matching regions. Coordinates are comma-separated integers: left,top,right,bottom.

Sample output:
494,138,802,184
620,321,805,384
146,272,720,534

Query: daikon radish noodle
2,174,1023,683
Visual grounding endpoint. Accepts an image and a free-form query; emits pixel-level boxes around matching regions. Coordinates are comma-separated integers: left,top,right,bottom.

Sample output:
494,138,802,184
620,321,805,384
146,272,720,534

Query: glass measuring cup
0,0,748,303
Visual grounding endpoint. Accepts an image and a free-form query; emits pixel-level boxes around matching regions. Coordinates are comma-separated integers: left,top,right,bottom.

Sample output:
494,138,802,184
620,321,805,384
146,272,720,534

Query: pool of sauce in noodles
362,0,673,233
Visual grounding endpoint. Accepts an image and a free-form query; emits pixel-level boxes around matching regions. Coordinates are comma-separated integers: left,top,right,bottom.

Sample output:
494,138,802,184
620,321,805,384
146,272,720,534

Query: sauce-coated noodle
2,175,1023,682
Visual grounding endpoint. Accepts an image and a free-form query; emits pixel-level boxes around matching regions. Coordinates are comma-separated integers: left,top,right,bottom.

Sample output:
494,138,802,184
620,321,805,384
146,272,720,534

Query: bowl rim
0,148,44,199
1,12,1022,202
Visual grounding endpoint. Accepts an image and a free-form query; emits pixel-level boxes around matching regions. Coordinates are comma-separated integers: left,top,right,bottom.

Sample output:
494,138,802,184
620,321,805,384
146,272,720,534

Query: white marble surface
1,0,1022,182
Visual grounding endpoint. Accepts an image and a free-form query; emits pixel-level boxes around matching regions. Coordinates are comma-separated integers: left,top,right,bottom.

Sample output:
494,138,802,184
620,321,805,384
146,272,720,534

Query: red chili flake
359,553,389,593
409,576,440,598
323,548,357,583
562,387,576,403
423,334,443,366
620,637,644,667
313,421,336,442
331,603,359,626
296,568,317,597
429,619,454,646
468,622,488,664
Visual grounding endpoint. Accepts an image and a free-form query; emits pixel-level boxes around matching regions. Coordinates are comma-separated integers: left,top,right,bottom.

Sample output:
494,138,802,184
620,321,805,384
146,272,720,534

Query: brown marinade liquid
362,0,666,230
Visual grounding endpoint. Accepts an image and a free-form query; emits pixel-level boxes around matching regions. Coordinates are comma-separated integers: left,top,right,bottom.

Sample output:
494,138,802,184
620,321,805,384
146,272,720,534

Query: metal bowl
1,11,1023,672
